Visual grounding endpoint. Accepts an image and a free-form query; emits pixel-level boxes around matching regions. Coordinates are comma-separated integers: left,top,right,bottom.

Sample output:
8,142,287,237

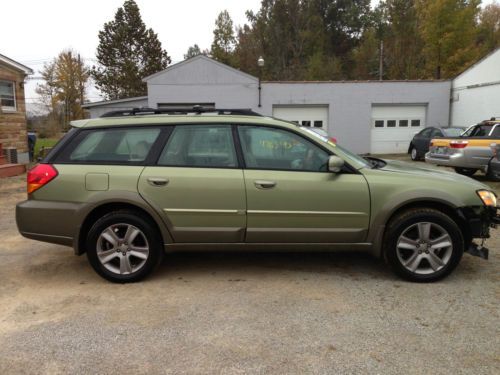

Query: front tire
384,208,464,282
86,210,163,283
454,167,477,177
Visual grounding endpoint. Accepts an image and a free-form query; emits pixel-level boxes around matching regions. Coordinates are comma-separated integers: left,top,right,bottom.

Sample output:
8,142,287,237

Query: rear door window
419,128,433,137
430,129,442,137
158,125,237,168
57,127,161,164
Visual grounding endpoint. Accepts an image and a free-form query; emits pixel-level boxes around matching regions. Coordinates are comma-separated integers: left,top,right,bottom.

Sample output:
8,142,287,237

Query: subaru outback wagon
16,108,498,283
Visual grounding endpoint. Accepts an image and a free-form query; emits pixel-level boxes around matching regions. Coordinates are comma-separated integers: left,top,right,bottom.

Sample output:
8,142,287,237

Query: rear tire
384,208,464,282
410,145,420,161
86,210,163,283
454,167,477,177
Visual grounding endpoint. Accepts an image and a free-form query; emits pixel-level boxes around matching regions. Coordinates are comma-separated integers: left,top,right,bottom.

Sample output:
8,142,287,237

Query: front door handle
254,180,277,189
147,177,169,187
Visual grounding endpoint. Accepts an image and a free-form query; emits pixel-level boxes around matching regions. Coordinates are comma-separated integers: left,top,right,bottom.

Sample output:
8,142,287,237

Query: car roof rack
490,117,500,121
100,105,262,118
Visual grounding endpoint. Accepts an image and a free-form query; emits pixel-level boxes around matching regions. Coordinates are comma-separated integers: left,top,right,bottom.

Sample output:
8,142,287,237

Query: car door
138,124,246,243
414,128,433,154
237,125,370,243
427,128,443,153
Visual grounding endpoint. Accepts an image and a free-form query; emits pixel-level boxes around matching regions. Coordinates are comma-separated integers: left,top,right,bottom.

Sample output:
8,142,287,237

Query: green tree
352,28,381,80
238,0,328,80
306,52,343,80
378,0,424,79
36,50,89,132
91,0,170,99
233,0,374,80
416,0,480,79
477,2,500,54
310,0,372,57
184,44,203,59
211,10,236,65
234,23,262,77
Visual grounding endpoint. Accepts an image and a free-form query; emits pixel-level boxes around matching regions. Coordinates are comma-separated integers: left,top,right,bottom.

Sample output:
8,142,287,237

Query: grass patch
34,138,59,158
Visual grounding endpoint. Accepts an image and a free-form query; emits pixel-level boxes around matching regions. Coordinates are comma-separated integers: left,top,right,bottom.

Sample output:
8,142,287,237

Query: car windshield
300,127,371,169
442,128,464,137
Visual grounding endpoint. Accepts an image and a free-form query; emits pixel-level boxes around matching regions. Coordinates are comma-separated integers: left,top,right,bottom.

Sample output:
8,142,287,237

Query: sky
0,0,496,110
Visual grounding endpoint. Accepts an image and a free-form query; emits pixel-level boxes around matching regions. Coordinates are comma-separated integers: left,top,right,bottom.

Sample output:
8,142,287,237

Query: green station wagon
16,108,499,283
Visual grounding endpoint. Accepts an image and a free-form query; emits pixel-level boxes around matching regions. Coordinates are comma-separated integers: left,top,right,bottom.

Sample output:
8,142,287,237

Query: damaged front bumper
466,242,489,260
459,205,500,260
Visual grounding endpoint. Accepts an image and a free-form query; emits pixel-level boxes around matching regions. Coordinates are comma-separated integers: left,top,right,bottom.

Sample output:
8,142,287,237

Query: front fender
362,167,485,257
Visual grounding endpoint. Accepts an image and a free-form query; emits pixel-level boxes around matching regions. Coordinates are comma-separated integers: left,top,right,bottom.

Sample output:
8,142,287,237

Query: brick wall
0,63,28,152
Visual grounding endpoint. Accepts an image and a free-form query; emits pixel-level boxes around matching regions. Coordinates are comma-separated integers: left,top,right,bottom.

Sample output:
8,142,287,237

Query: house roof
142,55,258,82
0,54,33,75
453,47,500,81
82,96,148,108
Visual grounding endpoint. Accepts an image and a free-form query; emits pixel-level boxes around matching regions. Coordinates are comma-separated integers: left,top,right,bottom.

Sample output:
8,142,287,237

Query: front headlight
477,190,497,207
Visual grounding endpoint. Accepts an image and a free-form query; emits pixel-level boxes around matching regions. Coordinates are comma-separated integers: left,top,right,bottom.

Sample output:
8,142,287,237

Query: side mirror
328,155,344,173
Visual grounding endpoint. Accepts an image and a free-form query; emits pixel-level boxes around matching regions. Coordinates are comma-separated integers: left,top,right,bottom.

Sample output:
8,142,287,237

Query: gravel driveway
0,161,499,374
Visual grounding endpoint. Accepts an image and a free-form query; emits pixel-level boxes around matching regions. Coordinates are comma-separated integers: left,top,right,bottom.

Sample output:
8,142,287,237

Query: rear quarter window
469,124,494,137
55,127,161,164
490,125,500,138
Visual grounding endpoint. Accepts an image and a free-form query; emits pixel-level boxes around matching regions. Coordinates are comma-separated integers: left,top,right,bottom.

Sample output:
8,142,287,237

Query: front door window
238,126,329,172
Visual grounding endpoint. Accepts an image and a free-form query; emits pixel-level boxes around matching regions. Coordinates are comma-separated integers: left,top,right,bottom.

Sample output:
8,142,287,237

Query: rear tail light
27,164,58,194
450,140,468,149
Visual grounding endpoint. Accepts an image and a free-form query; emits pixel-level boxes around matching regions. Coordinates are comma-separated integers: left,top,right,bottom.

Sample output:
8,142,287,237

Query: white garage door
273,106,328,130
371,105,426,154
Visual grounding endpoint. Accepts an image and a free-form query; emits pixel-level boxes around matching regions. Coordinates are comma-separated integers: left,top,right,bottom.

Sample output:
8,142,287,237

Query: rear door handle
147,177,169,187
254,180,277,189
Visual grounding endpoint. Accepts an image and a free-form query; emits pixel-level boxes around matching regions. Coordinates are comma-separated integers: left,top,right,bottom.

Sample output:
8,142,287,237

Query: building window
313,120,323,128
374,120,384,128
411,119,421,127
0,80,16,111
301,120,311,127
387,120,396,127
399,120,409,127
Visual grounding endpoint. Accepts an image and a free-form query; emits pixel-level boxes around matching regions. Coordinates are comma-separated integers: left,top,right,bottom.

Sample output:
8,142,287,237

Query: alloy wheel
396,222,453,275
96,223,150,275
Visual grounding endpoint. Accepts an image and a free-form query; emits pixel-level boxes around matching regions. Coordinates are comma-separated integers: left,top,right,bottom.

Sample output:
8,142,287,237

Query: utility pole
257,56,265,108
379,40,384,81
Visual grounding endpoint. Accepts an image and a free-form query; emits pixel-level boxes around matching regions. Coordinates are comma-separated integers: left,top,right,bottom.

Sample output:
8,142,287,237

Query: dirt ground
0,158,499,374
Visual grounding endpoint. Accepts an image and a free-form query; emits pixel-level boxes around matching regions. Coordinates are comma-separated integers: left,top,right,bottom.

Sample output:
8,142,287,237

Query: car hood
379,159,490,189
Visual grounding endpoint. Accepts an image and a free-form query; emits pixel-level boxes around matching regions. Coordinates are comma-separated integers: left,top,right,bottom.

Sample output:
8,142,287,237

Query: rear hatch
429,122,500,157
428,137,468,157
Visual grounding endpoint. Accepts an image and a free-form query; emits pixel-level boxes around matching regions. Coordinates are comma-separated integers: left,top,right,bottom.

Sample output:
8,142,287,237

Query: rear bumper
425,148,491,170
425,152,473,168
16,199,83,248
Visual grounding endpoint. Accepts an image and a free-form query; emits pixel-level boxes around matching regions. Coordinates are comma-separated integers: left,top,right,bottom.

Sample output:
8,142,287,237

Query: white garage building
451,48,500,128
84,55,458,154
